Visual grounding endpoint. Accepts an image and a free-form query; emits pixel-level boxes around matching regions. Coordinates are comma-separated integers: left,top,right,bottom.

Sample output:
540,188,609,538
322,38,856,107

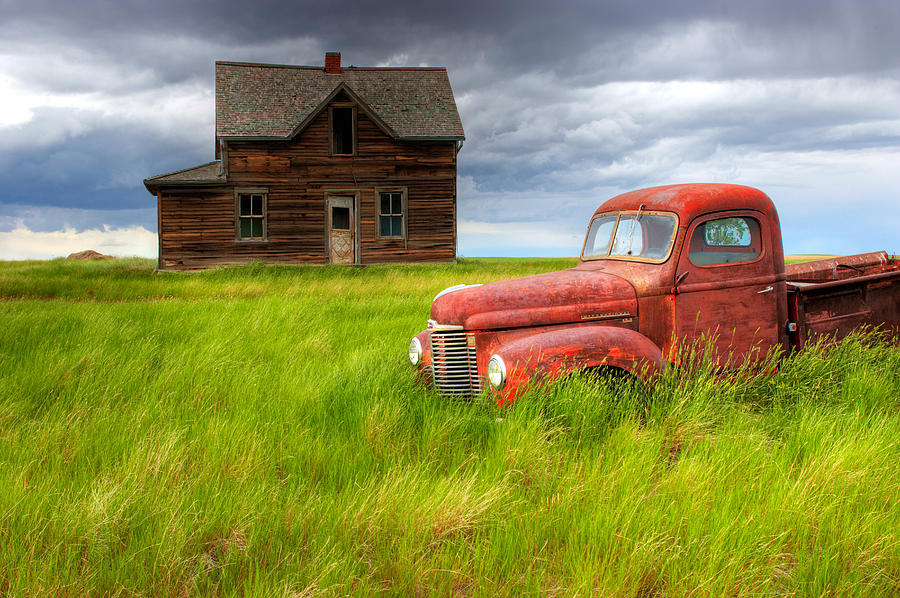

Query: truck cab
577,183,788,368
409,184,897,405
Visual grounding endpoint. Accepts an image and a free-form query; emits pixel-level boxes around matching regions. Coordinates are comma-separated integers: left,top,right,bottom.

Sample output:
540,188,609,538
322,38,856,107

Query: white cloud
0,221,157,260
0,73,38,127
376,53,410,67
457,175,479,195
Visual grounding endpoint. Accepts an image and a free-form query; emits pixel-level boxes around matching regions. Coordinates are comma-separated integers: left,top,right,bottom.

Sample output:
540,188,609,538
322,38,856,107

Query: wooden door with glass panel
328,196,355,264
674,212,779,367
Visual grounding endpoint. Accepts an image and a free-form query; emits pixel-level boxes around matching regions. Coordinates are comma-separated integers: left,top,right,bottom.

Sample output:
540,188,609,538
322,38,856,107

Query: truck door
674,211,781,368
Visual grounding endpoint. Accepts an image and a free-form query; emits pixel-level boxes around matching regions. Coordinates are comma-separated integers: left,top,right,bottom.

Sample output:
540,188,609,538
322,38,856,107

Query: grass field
1,257,898,596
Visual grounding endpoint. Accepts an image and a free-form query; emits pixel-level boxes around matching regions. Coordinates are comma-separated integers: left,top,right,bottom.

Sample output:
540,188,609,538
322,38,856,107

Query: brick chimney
324,52,341,74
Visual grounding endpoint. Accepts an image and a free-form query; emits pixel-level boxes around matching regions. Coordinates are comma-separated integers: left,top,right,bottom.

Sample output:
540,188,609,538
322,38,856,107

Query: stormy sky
1,0,898,259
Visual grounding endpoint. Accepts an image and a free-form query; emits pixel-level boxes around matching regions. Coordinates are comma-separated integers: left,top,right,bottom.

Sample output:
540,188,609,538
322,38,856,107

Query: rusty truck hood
429,269,637,330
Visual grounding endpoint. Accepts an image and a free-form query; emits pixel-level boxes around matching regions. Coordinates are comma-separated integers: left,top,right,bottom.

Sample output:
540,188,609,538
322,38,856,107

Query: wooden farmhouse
144,53,465,269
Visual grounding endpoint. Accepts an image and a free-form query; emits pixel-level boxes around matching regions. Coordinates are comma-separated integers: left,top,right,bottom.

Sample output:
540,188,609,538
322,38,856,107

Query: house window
378,190,406,239
236,191,267,241
331,107,355,155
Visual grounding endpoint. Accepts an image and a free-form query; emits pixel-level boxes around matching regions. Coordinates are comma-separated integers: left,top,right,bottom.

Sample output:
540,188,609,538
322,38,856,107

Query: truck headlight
487,355,507,389
409,337,423,365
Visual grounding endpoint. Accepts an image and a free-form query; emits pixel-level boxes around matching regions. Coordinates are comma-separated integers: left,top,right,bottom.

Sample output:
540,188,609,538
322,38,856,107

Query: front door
674,211,781,367
328,196,355,264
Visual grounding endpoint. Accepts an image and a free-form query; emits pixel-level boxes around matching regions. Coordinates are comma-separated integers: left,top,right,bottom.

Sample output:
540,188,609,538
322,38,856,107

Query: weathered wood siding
158,188,241,270
158,98,458,269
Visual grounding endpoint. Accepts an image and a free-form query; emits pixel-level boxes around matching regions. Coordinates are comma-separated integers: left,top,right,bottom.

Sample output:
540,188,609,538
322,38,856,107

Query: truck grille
430,331,481,396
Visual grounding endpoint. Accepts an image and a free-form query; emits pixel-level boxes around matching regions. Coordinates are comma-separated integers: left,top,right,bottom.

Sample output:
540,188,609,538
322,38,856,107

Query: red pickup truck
408,184,899,405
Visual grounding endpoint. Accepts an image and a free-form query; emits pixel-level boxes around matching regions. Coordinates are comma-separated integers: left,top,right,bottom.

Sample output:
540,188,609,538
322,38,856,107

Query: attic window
330,107,355,155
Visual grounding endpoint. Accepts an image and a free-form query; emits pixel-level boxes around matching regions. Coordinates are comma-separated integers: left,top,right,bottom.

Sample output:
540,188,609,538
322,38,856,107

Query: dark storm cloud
0,121,204,211
4,0,899,83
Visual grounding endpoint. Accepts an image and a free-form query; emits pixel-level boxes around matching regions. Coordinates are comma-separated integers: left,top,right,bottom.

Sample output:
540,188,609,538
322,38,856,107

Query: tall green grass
0,258,898,595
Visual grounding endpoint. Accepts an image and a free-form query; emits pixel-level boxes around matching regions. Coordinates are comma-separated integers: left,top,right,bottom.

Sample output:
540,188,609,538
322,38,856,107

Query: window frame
328,105,357,156
375,187,408,242
234,188,268,243
580,209,679,264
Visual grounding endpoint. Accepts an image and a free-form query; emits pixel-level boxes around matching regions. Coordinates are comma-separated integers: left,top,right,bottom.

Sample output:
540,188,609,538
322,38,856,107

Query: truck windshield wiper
625,204,644,255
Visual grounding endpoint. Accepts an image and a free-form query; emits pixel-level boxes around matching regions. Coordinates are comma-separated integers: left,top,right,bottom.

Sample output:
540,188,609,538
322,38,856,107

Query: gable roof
215,61,465,141
144,161,226,191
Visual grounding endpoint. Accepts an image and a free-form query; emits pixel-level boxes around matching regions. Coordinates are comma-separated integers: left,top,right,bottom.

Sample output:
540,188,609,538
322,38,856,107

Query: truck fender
491,326,666,402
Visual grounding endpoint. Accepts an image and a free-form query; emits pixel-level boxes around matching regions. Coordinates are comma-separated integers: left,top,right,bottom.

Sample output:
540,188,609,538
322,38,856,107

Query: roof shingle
144,161,226,189
215,61,465,141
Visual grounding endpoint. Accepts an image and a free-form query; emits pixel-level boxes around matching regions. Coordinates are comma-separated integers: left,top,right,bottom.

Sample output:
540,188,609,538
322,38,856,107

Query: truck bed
785,252,900,348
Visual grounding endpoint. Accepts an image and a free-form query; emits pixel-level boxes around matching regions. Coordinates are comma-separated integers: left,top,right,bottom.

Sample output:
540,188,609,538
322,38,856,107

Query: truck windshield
582,210,678,263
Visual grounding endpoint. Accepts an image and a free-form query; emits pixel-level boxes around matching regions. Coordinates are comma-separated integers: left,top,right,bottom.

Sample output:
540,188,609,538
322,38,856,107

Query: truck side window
689,216,761,266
